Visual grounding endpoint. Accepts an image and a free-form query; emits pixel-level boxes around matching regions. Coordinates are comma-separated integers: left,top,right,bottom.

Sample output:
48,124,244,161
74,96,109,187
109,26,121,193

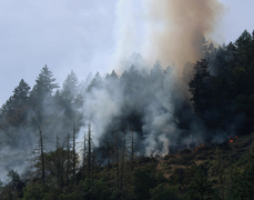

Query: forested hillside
0,29,254,199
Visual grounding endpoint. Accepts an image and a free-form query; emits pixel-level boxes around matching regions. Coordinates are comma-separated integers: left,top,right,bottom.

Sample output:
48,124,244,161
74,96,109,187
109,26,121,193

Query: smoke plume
143,0,224,72
0,0,228,183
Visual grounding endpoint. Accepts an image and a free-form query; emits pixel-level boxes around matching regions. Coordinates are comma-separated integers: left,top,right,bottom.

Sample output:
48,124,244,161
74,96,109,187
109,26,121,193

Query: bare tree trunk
67,133,70,192
90,148,95,200
83,131,87,178
115,132,120,190
60,142,64,192
56,135,61,189
131,131,134,171
71,125,76,193
88,123,92,179
107,141,111,188
120,131,126,190
39,126,45,185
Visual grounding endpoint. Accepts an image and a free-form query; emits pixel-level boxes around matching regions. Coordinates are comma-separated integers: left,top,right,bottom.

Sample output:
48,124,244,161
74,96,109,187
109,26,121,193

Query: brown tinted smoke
145,0,224,73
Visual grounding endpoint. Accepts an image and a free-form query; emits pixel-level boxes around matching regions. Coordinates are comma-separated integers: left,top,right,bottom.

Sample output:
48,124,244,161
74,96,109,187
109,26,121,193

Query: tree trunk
120,131,126,190
39,126,45,185
88,123,92,179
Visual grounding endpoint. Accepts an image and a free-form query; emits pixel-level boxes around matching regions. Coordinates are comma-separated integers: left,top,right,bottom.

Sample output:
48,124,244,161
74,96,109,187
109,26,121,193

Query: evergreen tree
226,147,254,200
87,72,102,92
1,79,31,126
187,167,213,200
62,70,79,101
232,30,254,134
12,79,31,108
189,59,213,122
31,65,59,98
29,65,59,124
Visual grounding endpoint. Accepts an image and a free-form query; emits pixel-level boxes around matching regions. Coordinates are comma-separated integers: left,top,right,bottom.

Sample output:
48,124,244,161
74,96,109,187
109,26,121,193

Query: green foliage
7,169,21,186
170,164,199,190
150,184,178,200
62,70,79,100
109,189,122,200
22,183,49,200
58,193,80,200
226,146,254,200
1,79,31,126
80,178,111,200
208,147,228,178
2,28,254,200
32,65,59,97
133,168,156,200
186,166,213,200
189,30,254,133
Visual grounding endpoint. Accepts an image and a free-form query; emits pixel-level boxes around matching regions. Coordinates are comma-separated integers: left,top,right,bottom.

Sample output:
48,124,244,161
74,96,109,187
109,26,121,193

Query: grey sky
0,0,254,105
0,0,117,105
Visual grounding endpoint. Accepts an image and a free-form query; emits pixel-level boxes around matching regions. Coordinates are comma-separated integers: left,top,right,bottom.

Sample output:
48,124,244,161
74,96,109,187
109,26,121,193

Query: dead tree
39,126,45,185
107,141,112,188
87,123,92,179
72,125,76,183
113,132,120,190
120,131,126,190
130,130,135,171
66,133,71,191
60,142,64,192
56,135,61,188
90,143,95,200
82,131,87,177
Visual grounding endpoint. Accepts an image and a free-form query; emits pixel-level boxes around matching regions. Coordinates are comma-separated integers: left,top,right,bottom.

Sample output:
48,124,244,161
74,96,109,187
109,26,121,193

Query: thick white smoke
81,0,225,156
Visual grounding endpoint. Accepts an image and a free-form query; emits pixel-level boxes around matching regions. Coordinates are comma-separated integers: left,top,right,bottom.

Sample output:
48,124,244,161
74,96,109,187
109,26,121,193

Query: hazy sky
0,0,254,105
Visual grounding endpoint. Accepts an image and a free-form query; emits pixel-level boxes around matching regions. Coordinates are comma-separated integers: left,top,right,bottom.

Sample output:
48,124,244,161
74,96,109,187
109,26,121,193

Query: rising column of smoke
104,0,225,156
113,0,149,72
143,0,224,73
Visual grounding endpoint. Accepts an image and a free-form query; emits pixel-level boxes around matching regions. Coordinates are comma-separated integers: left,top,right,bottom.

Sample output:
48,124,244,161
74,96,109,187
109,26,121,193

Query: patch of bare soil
194,160,204,165
156,159,186,179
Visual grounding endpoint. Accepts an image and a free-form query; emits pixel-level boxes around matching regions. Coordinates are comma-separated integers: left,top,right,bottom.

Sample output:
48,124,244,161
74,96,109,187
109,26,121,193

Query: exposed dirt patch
156,159,187,179
194,160,204,165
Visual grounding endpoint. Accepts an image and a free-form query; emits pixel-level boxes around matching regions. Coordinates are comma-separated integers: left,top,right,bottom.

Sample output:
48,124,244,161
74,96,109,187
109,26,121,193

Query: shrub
150,184,179,200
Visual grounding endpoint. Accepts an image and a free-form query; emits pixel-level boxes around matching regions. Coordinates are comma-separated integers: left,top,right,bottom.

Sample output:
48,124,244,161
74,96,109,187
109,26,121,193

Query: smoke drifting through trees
1,0,246,184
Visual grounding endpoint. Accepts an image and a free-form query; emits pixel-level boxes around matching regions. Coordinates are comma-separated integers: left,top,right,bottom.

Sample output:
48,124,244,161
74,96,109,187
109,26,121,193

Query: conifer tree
12,79,31,108
1,79,31,126
31,65,59,98
187,167,213,200
62,70,79,99
30,65,59,124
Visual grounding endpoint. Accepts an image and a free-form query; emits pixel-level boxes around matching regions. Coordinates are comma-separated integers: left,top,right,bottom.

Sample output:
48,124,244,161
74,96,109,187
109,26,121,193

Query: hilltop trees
29,65,59,124
0,65,83,167
1,28,254,199
189,59,212,117
62,70,79,99
186,167,213,200
1,79,31,126
189,30,254,134
31,65,59,98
